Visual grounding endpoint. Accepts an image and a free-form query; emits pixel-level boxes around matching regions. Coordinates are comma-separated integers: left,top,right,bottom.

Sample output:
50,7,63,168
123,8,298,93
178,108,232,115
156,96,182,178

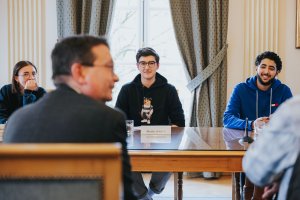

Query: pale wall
44,0,57,89
279,0,300,95
0,0,9,85
0,0,56,89
227,0,244,99
227,0,300,101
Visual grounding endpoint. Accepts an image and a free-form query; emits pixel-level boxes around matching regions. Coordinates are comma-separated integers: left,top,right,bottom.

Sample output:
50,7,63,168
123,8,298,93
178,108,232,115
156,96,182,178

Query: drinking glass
254,120,266,140
126,120,134,136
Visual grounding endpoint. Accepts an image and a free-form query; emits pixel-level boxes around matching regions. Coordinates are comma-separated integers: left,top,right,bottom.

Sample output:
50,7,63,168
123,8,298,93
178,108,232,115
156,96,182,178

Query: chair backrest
0,124,4,141
0,143,122,200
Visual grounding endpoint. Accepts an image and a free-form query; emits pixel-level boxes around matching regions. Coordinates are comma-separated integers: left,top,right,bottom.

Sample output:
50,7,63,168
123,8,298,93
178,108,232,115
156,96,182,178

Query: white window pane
108,0,192,125
148,0,182,63
108,0,140,107
149,0,169,8
109,0,139,62
148,0,191,123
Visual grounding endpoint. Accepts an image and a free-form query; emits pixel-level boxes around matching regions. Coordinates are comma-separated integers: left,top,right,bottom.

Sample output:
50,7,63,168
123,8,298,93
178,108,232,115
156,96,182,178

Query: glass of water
254,120,266,140
126,120,134,136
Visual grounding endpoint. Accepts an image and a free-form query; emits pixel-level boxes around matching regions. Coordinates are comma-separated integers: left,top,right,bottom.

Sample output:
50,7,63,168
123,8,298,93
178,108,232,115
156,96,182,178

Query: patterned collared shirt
243,95,300,200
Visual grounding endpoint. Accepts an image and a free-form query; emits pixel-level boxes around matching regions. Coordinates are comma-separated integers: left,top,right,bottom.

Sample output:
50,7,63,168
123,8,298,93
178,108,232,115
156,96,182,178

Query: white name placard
140,126,171,143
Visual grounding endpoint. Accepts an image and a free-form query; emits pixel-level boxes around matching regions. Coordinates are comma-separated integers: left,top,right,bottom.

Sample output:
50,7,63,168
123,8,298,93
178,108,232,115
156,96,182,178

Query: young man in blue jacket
223,51,292,131
223,51,292,200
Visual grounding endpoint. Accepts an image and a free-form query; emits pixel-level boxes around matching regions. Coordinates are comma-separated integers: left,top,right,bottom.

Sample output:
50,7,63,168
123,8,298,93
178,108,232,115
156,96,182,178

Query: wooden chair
0,143,122,200
0,124,4,141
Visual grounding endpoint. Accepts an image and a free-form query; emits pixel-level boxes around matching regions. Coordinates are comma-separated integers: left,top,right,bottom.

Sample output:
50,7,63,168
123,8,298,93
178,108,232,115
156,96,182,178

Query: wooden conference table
0,125,248,199
128,127,248,200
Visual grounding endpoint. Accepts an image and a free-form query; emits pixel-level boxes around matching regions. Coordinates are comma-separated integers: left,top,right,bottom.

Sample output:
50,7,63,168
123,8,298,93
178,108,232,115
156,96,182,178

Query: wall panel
243,0,279,79
6,0,46,86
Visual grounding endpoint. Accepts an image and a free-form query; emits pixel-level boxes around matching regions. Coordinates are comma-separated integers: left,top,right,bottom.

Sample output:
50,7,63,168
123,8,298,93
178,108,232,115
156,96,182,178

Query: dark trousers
132,172,171,199
234,172,264,200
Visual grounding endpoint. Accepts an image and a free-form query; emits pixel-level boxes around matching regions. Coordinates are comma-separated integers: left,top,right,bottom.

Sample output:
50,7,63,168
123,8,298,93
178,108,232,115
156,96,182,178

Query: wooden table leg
177,172,183,200
232,173,235,200
173,172,183,200
174,172,178,200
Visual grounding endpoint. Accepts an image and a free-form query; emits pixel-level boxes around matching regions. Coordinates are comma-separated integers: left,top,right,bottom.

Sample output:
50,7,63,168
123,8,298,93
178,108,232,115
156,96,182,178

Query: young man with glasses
116,47,185,200
0,60,46,124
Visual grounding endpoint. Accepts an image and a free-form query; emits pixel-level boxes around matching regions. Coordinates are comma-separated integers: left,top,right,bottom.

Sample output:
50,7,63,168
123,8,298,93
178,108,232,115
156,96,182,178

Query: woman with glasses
0,60,46,124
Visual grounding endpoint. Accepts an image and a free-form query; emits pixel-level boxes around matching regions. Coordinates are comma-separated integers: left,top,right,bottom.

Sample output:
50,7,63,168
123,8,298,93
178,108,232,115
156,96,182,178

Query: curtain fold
56,0,115,39
169,0,229,127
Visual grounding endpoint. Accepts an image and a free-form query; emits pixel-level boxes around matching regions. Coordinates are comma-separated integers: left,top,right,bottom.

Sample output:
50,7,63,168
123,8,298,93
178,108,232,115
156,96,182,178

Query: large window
108,0,191,123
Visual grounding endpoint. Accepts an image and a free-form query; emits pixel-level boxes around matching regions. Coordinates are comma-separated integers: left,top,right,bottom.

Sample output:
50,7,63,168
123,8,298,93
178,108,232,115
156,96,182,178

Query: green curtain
169,0,229,128
56,0,115,39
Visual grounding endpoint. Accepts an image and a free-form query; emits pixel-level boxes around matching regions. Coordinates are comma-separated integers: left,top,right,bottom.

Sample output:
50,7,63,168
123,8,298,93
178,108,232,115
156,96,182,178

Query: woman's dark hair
12,60,37,93
255,51,282,72
136,47,160,63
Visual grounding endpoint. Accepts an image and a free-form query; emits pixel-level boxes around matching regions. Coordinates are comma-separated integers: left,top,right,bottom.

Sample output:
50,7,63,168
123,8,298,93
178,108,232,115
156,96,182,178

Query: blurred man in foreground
3,35,137,200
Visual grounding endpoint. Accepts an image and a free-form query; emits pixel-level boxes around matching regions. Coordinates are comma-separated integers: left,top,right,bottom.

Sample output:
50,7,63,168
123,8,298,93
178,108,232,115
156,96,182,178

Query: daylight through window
108,0,191,124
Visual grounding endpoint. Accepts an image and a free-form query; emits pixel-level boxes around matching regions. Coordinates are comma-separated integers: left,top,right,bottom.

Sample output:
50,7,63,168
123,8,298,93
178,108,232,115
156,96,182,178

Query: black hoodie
116,73,185,126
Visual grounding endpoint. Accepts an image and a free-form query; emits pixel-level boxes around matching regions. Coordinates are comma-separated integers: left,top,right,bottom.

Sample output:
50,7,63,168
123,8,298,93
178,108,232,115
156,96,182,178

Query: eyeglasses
82,63,114,71
18,72,37,78
138,61,157,68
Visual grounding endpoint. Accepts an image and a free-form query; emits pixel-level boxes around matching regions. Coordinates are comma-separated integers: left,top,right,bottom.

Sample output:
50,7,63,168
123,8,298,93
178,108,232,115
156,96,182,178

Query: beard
257,74,275,86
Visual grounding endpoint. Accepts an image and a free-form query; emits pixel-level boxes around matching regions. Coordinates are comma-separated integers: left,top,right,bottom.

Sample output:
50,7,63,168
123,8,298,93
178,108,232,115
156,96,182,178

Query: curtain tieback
186,44,228,92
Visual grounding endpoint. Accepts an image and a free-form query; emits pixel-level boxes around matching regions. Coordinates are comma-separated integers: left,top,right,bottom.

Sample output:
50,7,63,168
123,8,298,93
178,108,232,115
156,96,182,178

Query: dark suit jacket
4,84,137,200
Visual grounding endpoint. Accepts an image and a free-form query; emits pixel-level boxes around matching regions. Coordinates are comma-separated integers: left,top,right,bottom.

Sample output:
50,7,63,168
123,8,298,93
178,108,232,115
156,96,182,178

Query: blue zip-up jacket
223,76,292,130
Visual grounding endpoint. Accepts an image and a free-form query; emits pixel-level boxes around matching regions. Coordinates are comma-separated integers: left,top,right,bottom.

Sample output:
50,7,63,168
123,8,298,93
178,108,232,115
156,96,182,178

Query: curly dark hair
136,47,160,63
255,51,282,72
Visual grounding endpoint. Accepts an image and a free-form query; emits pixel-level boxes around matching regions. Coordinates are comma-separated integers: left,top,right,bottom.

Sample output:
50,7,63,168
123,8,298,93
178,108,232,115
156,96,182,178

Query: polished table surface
0,126,247,172
127,127,249,200
128,127,248,172
0,125,249,199
0,126,248,169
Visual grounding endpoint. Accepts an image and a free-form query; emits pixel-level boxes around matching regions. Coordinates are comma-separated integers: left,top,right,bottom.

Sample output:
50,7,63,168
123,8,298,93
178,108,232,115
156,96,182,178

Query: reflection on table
0,126,252,200
222,127,253,150
128,127,252,151
128,127,248,200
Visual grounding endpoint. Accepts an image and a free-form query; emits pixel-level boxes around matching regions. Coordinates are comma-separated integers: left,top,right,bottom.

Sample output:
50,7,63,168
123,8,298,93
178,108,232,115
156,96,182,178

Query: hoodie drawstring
256,91,258,119
269,88,272,116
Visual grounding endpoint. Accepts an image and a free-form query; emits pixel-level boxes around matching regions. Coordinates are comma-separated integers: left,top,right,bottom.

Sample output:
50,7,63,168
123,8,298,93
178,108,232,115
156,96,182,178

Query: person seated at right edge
243,95,300,200
115,47,185,200
223,51,292,200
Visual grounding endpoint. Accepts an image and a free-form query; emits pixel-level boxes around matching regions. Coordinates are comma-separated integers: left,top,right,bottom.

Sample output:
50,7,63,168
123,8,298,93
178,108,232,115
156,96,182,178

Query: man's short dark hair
136,47,160,63
255,51,282,72
51,35,109,79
